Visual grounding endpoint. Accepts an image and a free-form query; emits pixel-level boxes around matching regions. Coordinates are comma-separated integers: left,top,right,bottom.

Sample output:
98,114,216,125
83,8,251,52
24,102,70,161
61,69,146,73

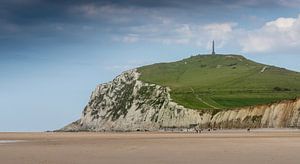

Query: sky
1,0,300,131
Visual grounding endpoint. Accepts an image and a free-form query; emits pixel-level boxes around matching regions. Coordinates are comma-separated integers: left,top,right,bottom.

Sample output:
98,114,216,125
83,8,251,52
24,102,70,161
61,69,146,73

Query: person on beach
195,127,201,133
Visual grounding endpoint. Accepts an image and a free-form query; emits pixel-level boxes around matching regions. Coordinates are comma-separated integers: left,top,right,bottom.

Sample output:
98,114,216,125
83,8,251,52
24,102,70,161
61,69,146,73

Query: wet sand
1,130,300,164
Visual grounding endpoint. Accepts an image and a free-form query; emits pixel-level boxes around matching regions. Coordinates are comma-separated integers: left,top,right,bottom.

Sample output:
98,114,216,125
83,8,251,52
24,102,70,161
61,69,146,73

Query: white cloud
240,35,274,52
114,18,237,51
164,22,235,48
240,15,300,53
119,14,300,54
113,14,300,54
265,17,296,30
202,23,236,48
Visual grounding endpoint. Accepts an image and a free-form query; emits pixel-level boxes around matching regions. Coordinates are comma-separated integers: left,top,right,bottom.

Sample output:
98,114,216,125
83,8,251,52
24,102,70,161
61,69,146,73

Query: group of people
193,127,251,133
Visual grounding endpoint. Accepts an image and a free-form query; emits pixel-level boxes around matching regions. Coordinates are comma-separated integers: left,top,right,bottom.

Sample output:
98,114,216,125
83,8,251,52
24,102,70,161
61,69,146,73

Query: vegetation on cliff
138,54,300,111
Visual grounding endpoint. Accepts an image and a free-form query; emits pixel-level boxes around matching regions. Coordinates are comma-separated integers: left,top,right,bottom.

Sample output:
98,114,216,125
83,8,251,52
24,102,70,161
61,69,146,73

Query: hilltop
138,54,300,111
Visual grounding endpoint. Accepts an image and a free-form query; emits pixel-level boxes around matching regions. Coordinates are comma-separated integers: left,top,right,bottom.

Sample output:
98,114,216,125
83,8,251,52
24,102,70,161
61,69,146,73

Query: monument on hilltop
212,40,216,55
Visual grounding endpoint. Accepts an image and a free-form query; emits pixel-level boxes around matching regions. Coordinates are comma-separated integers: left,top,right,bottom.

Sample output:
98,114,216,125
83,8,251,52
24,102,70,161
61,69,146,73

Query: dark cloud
0,0,294,46
0,0,285,24
0,0,288,27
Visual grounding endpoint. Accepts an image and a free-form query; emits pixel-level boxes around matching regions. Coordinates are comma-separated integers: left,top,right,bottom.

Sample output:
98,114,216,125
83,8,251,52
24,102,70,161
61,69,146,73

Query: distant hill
138,54,300,111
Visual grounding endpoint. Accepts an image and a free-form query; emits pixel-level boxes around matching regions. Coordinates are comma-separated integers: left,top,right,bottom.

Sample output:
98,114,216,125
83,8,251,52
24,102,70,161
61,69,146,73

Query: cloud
69,3,135,18
112,12,300,55
277,0,300,7
2,0,300,55
113,34,140,43
202,23,237,48
240,15,300,53
113,17,237,51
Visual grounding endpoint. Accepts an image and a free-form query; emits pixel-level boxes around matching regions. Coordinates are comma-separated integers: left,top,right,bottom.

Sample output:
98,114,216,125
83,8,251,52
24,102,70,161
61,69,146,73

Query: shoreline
1,127,300,134
54,127,300,133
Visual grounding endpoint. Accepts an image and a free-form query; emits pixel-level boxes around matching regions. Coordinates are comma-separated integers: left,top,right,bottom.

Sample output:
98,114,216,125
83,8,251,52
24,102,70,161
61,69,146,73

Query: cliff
60,69,300,132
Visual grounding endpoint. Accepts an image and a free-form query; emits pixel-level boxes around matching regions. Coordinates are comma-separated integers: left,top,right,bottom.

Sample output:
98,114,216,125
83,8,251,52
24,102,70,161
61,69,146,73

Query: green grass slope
138,54,300,112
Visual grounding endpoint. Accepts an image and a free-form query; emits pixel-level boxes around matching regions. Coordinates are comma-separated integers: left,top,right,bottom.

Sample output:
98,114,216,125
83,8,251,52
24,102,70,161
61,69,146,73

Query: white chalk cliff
61,69,300,131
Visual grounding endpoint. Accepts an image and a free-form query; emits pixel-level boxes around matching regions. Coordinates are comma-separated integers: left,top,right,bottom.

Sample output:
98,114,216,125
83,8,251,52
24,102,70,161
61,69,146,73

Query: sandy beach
1,130,300,164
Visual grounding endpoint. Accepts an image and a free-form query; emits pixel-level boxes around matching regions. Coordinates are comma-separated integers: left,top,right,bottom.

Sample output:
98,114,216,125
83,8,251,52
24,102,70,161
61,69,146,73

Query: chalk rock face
61,69,300,131
211,99,300,128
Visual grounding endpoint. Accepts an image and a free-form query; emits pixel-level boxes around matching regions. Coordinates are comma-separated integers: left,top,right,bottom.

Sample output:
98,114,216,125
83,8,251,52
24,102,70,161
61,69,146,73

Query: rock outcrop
60,69,300,131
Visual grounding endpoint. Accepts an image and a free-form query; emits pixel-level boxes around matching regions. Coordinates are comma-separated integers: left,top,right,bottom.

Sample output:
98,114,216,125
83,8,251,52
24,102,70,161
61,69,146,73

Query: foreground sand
1,130,300,164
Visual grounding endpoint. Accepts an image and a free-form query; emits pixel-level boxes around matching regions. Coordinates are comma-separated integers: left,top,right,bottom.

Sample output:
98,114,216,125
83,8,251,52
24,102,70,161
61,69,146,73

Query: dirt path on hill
190,87,219,109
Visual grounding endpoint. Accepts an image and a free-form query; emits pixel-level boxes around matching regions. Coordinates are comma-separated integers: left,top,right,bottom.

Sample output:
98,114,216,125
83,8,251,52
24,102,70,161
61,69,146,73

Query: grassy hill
137,54,300,112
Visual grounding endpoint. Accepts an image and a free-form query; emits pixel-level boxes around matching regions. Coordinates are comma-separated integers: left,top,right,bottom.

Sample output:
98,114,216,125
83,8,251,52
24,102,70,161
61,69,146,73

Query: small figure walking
247,128,251,132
